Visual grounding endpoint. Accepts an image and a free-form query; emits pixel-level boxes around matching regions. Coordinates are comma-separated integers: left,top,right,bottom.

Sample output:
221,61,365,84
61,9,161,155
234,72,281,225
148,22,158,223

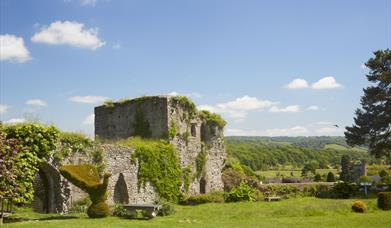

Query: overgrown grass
5,198,391,227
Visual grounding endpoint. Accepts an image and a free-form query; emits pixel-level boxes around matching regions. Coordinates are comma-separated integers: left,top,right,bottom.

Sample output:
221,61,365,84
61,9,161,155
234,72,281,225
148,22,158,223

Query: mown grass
4,197,390,228
257,169,337,178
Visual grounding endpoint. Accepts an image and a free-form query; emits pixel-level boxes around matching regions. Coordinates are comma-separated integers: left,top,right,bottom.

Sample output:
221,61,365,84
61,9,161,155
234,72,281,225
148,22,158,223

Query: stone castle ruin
32,96,226,213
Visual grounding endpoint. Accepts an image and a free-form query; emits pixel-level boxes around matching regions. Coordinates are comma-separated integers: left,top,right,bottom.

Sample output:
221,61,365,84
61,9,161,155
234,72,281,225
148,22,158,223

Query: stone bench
0,198,13,225
264,196,281,202
123,204,162,218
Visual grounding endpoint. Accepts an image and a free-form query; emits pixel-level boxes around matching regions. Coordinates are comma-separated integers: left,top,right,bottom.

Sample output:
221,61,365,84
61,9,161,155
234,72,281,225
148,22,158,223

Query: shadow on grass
5,215,80,224
39,216,80,221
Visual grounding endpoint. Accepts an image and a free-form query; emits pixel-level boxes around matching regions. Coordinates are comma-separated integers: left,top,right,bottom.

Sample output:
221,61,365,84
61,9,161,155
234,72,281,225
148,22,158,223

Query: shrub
379,169,389,178
331,182,357,199
180,191,225,205
222,168,246,191
158,201,175,216
352,201,367,213
181,194,211,205
69,197,91,213
282,177,300,183
59,164,111,218
327,172,335,182
377,192,391,210
225,182,256,202
112,204,128,217
207,191,225,203
314,173,322,182
263,185,300,199
88,201,110,218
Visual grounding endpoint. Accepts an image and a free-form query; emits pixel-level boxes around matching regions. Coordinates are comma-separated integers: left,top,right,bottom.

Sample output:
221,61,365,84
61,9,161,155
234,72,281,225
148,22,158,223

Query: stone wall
102,144,158,205
95,97,169,140
167,98,226,195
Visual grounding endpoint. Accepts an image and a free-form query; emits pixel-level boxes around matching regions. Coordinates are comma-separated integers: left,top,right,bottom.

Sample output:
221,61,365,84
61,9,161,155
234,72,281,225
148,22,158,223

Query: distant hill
225,136,350,150
225,136,370,171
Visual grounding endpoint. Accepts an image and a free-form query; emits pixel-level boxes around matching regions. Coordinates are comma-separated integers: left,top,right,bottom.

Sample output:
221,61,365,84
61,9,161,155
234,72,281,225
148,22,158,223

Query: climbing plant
199,110,226,128
118,137,182,202
181,166,192,192
0,130,38,203
59,164,112,218
169,121,177,140
1,123,60,203
194,145,207,180
54,132,106,173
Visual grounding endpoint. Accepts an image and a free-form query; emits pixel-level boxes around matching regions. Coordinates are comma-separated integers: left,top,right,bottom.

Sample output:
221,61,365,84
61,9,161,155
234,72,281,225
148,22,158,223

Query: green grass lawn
4,197,390,228
257,169,337,178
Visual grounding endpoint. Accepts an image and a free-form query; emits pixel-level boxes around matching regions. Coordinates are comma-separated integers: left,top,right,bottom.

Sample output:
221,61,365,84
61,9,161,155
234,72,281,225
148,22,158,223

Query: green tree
345,49,391,158
340,155,352,182
327,172,336,182
301,162,318,176
2,123,60,203
0,131,38,203
314,173,322,182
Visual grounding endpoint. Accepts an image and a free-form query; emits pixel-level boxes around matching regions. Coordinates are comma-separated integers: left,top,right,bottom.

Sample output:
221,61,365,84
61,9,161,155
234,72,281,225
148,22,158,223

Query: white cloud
199,96,276,121
5,118,26,124
311,76,343,89
31,21,105,50
26,99,47,106
0,34,31,63
269,105,300,113
286,78,309,89
69,96,109,104
167,91,202,99
226,126,309,137
0,104,8,114
307,105,319,111
83,114,95,125
80,0,96,6
217,96,276,111
316,121,332,125
315,127,344,136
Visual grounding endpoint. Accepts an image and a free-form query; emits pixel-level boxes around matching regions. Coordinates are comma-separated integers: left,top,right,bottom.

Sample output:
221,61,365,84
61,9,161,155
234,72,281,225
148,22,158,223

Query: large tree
345,49,391,158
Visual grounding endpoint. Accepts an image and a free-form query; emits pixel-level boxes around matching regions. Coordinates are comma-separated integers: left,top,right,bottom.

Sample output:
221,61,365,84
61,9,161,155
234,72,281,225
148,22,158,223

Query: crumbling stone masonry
95,96,226,204
32,96,226,213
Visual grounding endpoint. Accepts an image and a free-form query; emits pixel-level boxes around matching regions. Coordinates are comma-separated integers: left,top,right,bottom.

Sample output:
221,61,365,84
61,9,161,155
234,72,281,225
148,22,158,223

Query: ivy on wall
194,144,207,180
169,121,177,140
181,166,192,192
118,137,182,202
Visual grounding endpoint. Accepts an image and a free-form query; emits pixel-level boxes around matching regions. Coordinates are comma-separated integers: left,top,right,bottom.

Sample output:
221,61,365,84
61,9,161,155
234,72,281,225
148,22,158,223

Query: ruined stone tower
95,95,226,203
31,96,226,213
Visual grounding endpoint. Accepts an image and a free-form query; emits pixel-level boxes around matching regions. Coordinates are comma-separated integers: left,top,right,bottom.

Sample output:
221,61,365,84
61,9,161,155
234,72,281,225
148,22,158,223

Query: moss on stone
199,110,226,128
171,96,197,119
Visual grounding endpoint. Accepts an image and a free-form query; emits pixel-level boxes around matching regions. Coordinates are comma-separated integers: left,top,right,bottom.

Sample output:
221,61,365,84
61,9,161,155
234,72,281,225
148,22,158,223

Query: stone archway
32,163,70,213
114,173,129,204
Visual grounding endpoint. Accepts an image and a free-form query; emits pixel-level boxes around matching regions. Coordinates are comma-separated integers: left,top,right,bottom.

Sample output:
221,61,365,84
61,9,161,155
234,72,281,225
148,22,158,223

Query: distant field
5,198,390,228
257,169,337,178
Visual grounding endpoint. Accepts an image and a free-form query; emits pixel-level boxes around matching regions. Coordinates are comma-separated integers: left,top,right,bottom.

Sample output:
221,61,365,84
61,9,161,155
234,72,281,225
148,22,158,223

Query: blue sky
1,0,390,137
